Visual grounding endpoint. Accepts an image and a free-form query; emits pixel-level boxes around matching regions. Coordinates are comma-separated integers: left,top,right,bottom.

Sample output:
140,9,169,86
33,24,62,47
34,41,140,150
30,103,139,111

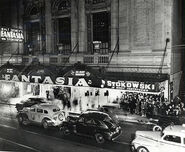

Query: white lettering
68,77,73,86
4,74,10,80
21,75,30,82
55,77,65,85
145,84,151,90
127,82,132,88
11,75,19,81
32,76,41,83
75,78,89,87
132,82,139,88
42,76,53,84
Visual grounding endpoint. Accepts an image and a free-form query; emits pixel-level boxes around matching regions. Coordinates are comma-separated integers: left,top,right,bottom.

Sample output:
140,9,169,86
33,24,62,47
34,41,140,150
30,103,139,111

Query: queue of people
120,92,184,118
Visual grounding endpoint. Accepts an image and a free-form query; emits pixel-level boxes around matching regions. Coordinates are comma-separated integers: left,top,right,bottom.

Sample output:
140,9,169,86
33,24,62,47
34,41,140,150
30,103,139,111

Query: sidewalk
117,113,158,124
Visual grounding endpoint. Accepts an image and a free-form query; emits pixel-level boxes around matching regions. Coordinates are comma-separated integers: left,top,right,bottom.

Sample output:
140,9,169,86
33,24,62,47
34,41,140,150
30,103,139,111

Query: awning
60,62,102,87
0,62,20,79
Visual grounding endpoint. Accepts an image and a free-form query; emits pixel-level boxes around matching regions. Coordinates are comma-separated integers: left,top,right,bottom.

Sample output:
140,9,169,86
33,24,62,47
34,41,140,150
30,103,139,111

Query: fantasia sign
0,27,24,42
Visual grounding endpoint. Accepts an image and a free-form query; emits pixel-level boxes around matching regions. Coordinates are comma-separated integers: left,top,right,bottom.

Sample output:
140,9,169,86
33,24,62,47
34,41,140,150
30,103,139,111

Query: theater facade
0,0,184,105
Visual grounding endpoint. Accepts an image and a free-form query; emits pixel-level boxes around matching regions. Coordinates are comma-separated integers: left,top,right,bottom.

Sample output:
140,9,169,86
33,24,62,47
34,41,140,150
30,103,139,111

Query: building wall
0,0,24,57
0,0,183,98
170,0,183,98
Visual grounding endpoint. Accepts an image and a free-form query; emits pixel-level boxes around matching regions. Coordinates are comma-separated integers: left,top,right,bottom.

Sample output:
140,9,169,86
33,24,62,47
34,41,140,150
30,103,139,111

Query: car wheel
95,133,105,144
17,115,23,124
137,146,149,152
42,120,49,129
60,126,70,136
18,115,29,126
153,125,162,131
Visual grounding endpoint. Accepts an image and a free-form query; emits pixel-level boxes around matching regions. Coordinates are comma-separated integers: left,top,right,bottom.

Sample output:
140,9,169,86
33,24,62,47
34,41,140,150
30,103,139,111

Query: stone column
78,0,86,52
71,0,78,52
45,0,52,53
111,0,119,52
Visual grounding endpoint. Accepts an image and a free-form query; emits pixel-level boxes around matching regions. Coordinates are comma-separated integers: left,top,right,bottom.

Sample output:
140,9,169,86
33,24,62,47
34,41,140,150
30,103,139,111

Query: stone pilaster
111,0,119,51
45,0,52,53
71,0,78,52
78,0,86,52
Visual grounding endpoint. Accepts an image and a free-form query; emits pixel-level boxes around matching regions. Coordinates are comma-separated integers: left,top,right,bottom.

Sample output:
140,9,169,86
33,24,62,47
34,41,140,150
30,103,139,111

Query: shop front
0,62,170,113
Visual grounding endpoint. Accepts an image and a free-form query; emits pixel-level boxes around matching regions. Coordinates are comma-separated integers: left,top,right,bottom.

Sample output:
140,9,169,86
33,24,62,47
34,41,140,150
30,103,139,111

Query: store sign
70,70,91,77
0,27,24,42
1,74,93,87
101,80,158,92
1,74,160,92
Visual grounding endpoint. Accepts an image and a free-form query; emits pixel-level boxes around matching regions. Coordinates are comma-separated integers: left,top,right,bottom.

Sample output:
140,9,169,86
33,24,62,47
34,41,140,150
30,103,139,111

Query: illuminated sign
0,73,92,86
101,80,158,92
0,27,24,42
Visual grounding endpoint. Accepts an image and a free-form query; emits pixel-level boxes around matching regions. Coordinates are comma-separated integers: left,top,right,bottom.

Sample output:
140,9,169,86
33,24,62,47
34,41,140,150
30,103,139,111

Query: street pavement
0,104,151,152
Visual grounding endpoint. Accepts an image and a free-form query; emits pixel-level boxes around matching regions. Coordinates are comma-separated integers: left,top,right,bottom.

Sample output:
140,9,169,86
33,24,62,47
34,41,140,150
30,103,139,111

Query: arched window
58,0,70,10
30,7,38,16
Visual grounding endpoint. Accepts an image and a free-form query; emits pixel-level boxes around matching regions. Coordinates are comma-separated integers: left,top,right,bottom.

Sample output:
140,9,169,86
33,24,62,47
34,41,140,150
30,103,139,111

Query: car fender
132,136,158,152
42,117,53,125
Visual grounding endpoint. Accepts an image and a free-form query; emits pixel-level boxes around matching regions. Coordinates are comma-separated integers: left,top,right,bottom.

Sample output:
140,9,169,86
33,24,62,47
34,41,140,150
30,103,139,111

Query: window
58,17,71,54
44,110,48,114
26,22,41,54
58,0,70,10
30,7,38,16
86,119,96,125
37,108,43,113
53,108,60,112
30,108,35,112
92,12,110,53
78,117,84,123
163,135,181,144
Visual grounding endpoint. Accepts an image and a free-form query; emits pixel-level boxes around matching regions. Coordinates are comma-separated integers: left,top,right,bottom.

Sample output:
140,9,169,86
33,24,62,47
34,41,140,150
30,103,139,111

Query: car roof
163,125,185,137
28,97,45,101
82,111,110,120
32,103,59,110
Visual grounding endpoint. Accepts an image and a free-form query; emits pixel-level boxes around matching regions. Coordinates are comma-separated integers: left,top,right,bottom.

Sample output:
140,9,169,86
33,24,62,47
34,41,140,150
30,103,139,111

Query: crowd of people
120,92,184,118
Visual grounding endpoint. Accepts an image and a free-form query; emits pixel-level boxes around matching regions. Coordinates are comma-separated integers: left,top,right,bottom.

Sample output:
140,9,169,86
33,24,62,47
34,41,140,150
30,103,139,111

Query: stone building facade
0,0,184,100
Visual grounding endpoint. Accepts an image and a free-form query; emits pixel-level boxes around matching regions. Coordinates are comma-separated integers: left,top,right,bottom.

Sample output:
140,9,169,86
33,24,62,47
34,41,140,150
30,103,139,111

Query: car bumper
47,120,63,127
105,128,122,141
112,129,122,141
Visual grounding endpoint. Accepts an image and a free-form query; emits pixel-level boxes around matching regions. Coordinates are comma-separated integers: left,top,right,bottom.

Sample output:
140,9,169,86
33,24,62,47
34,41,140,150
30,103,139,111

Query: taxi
17,103,66,129
131,124,185,152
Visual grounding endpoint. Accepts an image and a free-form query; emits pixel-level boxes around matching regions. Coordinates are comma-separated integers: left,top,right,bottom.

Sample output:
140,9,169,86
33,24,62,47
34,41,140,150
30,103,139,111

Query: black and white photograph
0,0,185,152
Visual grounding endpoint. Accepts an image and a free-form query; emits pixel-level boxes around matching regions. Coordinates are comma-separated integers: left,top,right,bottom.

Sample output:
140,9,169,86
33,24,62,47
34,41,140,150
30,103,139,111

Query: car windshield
103,116,117,128
103,116,114,123
53,108,60,112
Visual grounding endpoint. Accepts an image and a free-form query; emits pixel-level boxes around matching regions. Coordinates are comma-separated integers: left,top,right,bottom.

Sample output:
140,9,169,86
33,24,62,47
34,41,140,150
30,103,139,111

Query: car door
34,108,43,123
28,107,36,122
76,116,88,135
160,134,182,152
85,118,97,136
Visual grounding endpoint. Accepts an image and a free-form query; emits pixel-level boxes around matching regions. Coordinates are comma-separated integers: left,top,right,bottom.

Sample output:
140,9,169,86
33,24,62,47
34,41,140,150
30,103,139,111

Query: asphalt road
0,113,151,152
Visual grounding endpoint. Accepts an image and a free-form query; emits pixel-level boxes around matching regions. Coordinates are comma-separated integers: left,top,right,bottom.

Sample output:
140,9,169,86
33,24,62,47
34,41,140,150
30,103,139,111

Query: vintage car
131,124,185,152
17,103,66,129
15,97,46,112
60,111,122,144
